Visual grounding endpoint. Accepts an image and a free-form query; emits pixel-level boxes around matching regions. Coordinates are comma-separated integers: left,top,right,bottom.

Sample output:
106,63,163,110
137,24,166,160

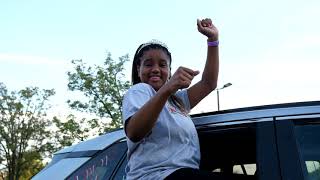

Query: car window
233,164,256,175
113,157,128,180
198,123,258,179
294,123,320,180
212,163,256,175
67,141,127,180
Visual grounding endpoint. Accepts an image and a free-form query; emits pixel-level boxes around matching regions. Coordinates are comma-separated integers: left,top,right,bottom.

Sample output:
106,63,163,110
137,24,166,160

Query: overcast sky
1,0,319,116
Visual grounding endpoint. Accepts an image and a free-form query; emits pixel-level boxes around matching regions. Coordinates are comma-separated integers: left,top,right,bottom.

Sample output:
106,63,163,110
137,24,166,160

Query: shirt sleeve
175,89,191,113
122,83,154,127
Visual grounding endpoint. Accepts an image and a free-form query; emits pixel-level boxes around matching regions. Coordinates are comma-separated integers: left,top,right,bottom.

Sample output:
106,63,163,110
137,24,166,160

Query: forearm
126,86,171,142
201,39,219,91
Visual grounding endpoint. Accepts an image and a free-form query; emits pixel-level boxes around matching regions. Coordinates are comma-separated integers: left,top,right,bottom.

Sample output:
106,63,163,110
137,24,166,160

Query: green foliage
52,115,91,148
67,53,130,133
0,82,55,180
18,151,46,180
0,52,131,179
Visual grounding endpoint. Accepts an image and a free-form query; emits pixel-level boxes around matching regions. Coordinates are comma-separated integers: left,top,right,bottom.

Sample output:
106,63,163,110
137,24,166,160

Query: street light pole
216,83,232,111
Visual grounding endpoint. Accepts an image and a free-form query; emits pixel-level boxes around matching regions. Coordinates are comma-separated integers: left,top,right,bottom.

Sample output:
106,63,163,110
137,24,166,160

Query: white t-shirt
122,83,200,180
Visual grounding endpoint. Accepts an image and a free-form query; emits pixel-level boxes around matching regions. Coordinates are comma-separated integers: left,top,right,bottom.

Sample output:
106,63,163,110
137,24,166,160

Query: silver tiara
136,39,169,54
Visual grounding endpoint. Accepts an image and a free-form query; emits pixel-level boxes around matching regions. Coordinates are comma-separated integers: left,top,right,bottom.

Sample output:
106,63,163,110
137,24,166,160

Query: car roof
55,101,320,154
192,101,320,126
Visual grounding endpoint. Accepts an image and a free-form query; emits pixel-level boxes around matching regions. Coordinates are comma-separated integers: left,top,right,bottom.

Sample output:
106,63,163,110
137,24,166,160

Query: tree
67,53,130,133
18,151,46,180
52,115,91,148
0,82,55,180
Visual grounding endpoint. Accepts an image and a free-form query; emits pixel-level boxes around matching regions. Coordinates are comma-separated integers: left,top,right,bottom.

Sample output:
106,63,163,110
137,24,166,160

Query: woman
122,18,219,179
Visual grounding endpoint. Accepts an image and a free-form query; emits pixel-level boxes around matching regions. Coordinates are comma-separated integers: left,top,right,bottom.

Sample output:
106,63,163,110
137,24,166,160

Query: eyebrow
142,59,168,63
142,59,152,63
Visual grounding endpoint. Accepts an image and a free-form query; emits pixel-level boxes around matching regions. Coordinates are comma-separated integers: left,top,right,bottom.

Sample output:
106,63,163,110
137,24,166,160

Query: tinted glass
113,157,128,180
67,141,127,180
198,123,258,179
295,124,320,180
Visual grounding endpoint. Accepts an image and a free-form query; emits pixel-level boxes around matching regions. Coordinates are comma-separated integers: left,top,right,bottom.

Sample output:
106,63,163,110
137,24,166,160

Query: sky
1,0,320,116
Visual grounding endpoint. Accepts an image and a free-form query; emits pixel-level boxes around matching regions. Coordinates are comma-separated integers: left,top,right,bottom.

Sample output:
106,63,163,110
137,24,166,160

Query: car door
197,118,281,180
275,114,320,180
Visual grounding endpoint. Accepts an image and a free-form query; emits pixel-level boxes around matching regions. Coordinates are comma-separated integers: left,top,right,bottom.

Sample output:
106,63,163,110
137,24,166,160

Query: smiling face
137,49,171,91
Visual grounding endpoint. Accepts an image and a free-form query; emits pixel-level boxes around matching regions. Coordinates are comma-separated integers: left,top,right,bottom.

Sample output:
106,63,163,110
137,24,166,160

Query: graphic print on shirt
167,102,188,117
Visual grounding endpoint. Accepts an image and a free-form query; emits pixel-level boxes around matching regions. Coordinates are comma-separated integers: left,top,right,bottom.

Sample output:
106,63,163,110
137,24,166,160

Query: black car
32,101,320,180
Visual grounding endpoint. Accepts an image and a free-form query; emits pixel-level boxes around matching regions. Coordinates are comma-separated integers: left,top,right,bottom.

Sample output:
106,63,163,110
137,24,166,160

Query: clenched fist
164,66,200,94
197,18,219,41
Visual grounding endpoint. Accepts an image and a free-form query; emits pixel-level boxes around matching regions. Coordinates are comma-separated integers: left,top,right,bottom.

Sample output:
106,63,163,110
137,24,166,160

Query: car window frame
110,147,128,180
108,140,128,180
256,119,282,180
275,114,320,180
